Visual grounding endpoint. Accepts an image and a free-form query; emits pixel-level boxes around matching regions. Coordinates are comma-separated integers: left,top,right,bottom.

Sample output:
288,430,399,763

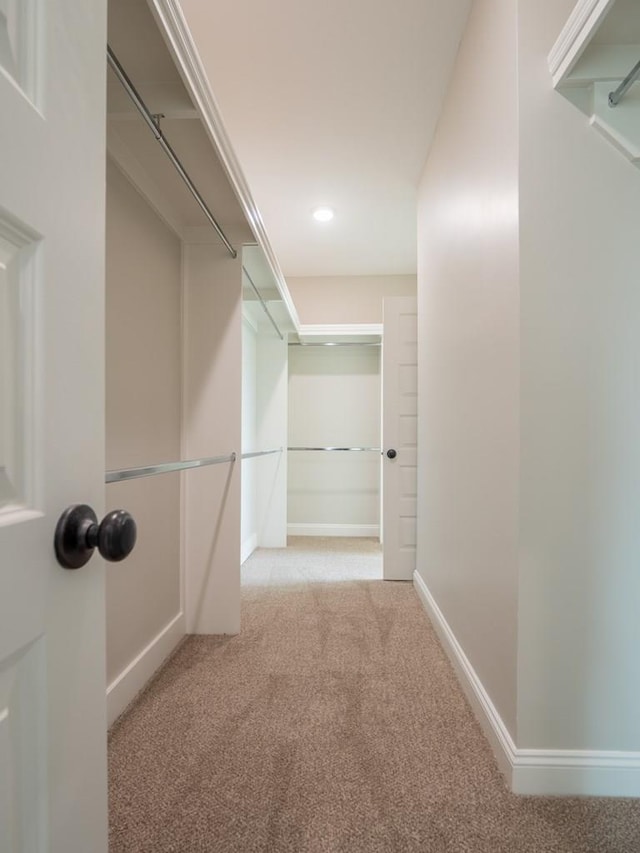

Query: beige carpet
109,538,640,852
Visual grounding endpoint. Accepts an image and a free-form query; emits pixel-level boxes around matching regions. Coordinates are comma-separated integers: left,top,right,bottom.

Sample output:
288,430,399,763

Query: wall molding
548,0,616,87
413,571,640,797
106,612,185,727
298,323,383,340
148,0,300,332
412,570,516,782
288,523,379,538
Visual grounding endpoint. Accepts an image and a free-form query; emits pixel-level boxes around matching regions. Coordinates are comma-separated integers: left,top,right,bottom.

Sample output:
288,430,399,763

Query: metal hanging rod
609,59,640,107
107,46,237,259
242,266,284,340
289,342,381,347
241,448,282,460
106,452,237,483
288,446,381,453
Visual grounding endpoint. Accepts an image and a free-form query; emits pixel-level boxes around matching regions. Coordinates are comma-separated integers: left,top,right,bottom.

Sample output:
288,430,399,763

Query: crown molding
297,323,383,340
548,0,617,88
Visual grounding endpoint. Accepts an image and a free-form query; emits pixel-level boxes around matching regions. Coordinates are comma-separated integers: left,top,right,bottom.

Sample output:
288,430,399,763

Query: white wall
517,0,640,752
417,0,640,792
416,0,519,739
287,274,416,325
288,345,381,537
255,333,288,547
241,312,288,559
105,161,183,719
241,314,258,562
183,243,242,634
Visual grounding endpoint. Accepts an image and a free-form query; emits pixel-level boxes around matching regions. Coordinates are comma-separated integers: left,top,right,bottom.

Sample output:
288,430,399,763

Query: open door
0,3,110,850
382,297,418,580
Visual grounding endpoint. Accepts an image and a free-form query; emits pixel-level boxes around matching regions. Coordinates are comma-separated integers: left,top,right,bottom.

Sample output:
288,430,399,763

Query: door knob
54,504,137,569
386,449,397,459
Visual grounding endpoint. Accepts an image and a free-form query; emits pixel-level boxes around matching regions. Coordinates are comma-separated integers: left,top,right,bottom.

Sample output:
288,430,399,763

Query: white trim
147,0,300,332
512,751,640,797
590,113,640,166
106,125,184,240
241,533,258,564
413,571,640,796
589,81,640,167
298,323,383,340
288,523,380,538
242,305,260,334
106,612,185,727
412,570,516,782
179,241,188,625
548,0,617,88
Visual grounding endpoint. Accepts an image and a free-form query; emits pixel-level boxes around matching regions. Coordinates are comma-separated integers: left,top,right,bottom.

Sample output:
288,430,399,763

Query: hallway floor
109,539,640,852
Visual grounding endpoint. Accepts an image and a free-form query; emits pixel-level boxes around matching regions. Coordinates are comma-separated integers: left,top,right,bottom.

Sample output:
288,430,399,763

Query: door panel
0,2,108,850
383,297,418,581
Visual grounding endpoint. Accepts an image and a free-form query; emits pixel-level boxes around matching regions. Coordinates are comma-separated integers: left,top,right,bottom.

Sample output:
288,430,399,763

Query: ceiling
175,0,471,278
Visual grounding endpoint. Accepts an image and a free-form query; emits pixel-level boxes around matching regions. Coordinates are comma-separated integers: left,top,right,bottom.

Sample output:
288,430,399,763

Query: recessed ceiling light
313,207,334,222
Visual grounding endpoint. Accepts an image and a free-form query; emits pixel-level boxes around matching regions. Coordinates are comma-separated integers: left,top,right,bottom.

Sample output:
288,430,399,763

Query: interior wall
241,314,258,562
105,161,183,698
288,345,381,536
183,242,242,634
517,0,640,751
241,313,288,561
286,274,416,325
255,333,288,547
416,0,519,739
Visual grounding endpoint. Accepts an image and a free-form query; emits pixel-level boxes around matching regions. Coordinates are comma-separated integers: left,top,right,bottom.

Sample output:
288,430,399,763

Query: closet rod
289,342,381,347
242,266,284,340
106,452,237,483
609,59,640,107
241,448,282,460
106,46,237,259
288,446,381,453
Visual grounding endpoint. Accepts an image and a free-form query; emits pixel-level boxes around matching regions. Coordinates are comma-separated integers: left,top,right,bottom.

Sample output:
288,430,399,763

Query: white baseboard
241,533,258,564
107,611,185,727
287,523,380,538
413,570,640,797
511,751,640,797
412,570,516,783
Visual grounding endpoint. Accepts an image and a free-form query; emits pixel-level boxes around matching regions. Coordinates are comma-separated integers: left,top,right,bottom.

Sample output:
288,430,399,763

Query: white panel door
0,3,108,852
382,297,418,580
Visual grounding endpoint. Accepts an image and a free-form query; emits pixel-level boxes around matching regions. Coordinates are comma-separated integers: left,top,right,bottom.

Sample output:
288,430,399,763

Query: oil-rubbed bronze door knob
386,449,397,459
54,504,137,569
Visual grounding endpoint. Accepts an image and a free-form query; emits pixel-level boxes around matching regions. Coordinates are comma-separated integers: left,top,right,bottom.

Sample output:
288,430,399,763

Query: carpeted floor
109,538,640,852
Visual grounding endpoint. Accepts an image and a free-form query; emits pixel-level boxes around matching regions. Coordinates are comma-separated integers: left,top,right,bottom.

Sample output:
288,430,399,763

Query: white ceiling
176,0,471,278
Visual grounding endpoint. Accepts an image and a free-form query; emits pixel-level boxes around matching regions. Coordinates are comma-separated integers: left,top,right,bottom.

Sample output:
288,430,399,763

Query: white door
0,3,108,851
382,297,418,581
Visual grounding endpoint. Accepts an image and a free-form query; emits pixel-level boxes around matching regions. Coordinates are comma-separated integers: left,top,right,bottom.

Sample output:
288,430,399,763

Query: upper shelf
107,0,301,336
549,0,640,168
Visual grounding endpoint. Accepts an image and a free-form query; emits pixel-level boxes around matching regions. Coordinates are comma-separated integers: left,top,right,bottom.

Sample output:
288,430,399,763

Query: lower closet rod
288,446,381,452
241,448,282,460
106,453,237,483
